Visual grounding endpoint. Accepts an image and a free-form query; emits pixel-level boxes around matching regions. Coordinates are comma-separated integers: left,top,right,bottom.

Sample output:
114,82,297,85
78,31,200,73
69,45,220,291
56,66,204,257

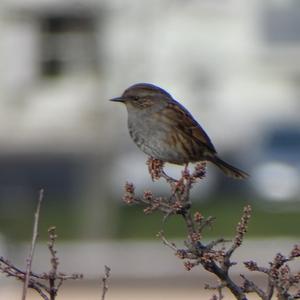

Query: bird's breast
128,115,190,164
128,115,165,144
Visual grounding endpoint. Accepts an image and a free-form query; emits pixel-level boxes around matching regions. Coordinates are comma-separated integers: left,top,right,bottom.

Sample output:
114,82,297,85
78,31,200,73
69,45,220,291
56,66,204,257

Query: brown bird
110,83,249,179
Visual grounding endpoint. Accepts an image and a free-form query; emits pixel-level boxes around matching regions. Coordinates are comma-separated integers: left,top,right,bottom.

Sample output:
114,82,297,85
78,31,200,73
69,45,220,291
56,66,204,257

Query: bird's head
110,83,172,111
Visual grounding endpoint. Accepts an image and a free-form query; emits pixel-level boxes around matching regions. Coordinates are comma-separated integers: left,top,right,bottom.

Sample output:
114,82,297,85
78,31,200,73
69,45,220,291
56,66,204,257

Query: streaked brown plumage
110,83,249,179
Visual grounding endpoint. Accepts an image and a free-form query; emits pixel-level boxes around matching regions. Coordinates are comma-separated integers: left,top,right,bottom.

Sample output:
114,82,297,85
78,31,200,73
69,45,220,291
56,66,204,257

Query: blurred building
0,0,300,238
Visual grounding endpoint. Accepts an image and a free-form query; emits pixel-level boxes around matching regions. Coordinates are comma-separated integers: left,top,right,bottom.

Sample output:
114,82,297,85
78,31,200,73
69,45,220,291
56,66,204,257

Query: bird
110,83,249,179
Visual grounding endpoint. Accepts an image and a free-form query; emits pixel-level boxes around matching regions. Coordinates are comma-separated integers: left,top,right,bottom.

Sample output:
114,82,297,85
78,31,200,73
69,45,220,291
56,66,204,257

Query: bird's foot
147,157,164,181
146,157,178,183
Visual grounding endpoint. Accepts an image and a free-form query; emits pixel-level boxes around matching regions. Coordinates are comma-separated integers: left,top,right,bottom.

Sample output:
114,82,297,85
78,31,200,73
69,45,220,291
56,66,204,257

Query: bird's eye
133,96,139,101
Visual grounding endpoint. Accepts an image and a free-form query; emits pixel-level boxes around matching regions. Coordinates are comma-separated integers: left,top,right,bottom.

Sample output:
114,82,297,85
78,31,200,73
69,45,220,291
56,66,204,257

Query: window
39,13,99,77
261,0,300,45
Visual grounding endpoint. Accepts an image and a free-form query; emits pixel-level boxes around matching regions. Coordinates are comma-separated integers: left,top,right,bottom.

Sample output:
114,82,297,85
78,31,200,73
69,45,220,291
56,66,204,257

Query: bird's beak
109,96,125,103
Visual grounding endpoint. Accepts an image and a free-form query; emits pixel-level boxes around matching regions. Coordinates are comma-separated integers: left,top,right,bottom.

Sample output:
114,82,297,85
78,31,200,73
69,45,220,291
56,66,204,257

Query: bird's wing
160,100,217,154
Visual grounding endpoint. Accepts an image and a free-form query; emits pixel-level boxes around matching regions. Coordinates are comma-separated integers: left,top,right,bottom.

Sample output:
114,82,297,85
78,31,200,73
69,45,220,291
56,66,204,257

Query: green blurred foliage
115,197,300,239
0,196,299,241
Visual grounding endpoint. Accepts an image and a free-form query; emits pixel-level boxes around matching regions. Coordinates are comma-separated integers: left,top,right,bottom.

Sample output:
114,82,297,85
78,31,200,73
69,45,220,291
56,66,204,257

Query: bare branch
225,205,252,264
205,281,226,300
22,189,44,300
101,265,111,300
123,161,252,299
0,190,84,300
47,226,59,300
240,274,266,299
122,159,299,299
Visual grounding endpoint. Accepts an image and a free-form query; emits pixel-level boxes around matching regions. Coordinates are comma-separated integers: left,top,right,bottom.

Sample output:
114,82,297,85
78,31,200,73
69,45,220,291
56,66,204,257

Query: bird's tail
209,156,249,180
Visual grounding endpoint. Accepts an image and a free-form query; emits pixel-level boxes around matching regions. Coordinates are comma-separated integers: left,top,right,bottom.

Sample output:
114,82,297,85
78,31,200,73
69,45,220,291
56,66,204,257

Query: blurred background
0,0,299,298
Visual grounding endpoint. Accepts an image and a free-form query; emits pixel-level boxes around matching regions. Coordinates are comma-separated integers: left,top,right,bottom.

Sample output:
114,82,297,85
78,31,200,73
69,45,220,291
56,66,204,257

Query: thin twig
48,226,59,300
0,190,86,300
157,231,178,252
205,281,226,300
101,265,111,300
240,274,267,299
226,205,252,260
22,189,44,300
